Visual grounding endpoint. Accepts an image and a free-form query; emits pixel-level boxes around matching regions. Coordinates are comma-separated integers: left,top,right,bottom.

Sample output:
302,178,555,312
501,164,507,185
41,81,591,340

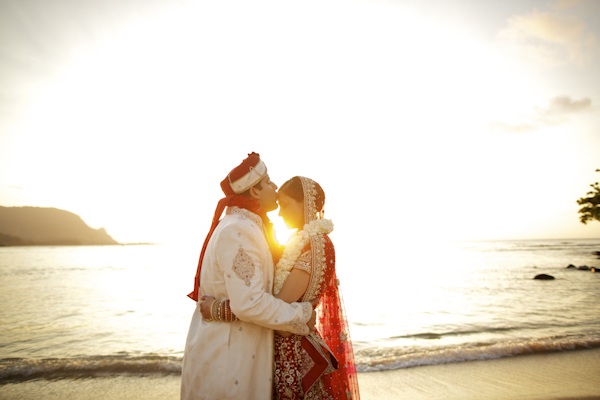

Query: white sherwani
181,207,312,400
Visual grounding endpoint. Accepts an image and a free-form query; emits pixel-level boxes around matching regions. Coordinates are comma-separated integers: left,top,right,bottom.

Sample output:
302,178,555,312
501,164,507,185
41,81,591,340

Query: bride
200,176,360,399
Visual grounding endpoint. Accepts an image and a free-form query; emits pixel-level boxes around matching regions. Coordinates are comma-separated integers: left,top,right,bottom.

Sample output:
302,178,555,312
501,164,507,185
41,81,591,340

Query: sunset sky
1,0,599,256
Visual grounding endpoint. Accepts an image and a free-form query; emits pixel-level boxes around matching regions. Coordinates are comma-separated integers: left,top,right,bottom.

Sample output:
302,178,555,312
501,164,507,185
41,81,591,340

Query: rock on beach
533,274,555,280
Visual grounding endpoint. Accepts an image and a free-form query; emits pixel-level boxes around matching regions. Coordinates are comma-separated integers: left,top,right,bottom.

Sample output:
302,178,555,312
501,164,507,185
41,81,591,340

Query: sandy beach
2,348,599,400
358,348,600,400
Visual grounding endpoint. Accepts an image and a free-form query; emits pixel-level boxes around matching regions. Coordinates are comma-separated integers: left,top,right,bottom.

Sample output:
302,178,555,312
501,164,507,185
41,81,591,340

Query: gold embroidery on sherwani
226,206,262,227
289,302,311,335
232,247,255,286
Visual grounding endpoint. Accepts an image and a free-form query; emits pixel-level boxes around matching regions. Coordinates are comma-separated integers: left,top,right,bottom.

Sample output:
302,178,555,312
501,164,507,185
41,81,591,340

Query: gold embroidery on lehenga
293,250,312,274
302,235,328,302
273,335,334,400
273,335,303,400
305,381,334,400
299,346,316,378
232,247,255,287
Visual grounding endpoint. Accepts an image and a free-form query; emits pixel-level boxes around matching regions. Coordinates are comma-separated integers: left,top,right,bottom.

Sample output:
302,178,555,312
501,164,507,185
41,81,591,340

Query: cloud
553,0,600,11
543,95,592,114
490,96,592,133
553,0,582,10
498,4,598,67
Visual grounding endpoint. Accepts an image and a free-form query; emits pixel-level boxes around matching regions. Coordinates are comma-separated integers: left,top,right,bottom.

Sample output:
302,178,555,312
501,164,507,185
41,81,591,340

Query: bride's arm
274,269,310,303
273,269,311,337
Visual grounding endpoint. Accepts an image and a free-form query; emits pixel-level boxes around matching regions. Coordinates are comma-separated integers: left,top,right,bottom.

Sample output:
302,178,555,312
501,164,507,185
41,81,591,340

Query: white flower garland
273,219,334,294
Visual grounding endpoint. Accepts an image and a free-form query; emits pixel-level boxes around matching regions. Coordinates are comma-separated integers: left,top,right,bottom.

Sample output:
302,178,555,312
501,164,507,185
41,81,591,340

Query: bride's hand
199,295,216,320
275,330,292,337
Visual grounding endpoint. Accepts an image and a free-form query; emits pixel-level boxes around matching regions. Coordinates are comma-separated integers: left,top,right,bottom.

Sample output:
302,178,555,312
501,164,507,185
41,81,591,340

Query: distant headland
0,206,118,246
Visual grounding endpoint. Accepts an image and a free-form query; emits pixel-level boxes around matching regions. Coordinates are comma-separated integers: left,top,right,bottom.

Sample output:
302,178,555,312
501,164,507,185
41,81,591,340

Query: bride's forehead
277,192,296,203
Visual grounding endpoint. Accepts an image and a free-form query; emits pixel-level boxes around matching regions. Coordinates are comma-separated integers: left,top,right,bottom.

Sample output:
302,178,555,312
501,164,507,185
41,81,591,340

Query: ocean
1,239,599,384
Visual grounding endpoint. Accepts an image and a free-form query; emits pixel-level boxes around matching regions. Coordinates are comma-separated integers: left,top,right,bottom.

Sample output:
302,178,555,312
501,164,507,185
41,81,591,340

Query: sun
268,210,295,245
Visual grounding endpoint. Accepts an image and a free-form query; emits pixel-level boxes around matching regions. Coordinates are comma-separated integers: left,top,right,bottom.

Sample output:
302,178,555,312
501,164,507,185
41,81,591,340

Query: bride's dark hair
279,176,326,212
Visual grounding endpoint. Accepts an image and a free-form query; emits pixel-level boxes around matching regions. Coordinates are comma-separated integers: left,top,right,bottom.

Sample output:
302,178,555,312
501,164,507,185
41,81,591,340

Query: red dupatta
314,235,360,399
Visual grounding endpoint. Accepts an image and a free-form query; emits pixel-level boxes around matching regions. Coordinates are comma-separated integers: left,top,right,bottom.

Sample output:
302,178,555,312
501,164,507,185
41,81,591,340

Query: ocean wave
479,240,600,252
355,335,600,372
389,323,587,341
390,326,517,340
0,355,182,382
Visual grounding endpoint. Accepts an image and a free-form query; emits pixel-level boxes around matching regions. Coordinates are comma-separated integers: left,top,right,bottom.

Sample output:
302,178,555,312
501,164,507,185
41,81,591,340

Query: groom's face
254,175,278,212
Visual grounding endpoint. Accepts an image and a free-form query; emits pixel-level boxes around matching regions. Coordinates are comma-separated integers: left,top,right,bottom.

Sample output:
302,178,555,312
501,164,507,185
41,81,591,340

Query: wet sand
1,348,599,400
358,348,600,400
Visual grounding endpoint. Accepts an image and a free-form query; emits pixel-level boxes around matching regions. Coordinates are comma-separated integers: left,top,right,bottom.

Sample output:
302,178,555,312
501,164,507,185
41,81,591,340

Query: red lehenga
272,233,360,400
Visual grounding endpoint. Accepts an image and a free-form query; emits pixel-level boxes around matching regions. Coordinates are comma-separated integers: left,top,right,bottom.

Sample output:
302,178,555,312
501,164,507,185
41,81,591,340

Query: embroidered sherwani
181,207,313,400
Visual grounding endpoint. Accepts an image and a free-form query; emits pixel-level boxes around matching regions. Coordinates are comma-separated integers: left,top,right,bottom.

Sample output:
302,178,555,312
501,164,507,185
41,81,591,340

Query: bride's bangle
201,299,215,322
211,300,219,321
203,299,238,322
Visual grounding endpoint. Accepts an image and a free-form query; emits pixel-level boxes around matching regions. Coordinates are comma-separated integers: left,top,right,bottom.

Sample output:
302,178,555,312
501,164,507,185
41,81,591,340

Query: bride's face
277,192,304,230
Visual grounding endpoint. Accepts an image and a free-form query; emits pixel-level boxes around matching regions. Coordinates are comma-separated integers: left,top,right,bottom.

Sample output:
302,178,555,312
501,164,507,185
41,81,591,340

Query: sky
1,0,599,259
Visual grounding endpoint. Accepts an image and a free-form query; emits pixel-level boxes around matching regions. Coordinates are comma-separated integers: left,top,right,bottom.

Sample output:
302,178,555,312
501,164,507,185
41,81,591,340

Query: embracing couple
181,153,360,399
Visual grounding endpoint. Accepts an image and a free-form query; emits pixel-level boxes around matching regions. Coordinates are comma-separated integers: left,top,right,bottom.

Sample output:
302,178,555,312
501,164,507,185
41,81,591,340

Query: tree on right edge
577,169,600,224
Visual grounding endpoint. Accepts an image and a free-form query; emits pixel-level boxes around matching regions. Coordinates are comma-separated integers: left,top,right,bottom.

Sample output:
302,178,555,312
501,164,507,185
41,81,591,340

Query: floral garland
273,218,334,294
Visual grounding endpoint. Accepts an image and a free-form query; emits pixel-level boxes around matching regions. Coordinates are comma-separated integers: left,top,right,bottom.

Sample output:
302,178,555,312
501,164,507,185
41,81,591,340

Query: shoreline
1,348,599,400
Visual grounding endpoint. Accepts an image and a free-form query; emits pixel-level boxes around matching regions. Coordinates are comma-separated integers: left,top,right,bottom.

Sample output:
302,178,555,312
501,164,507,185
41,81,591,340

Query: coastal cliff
0,206,118,246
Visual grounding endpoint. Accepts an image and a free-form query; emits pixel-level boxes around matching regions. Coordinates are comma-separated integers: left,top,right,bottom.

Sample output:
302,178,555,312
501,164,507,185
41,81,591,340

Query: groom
181,152,316,400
